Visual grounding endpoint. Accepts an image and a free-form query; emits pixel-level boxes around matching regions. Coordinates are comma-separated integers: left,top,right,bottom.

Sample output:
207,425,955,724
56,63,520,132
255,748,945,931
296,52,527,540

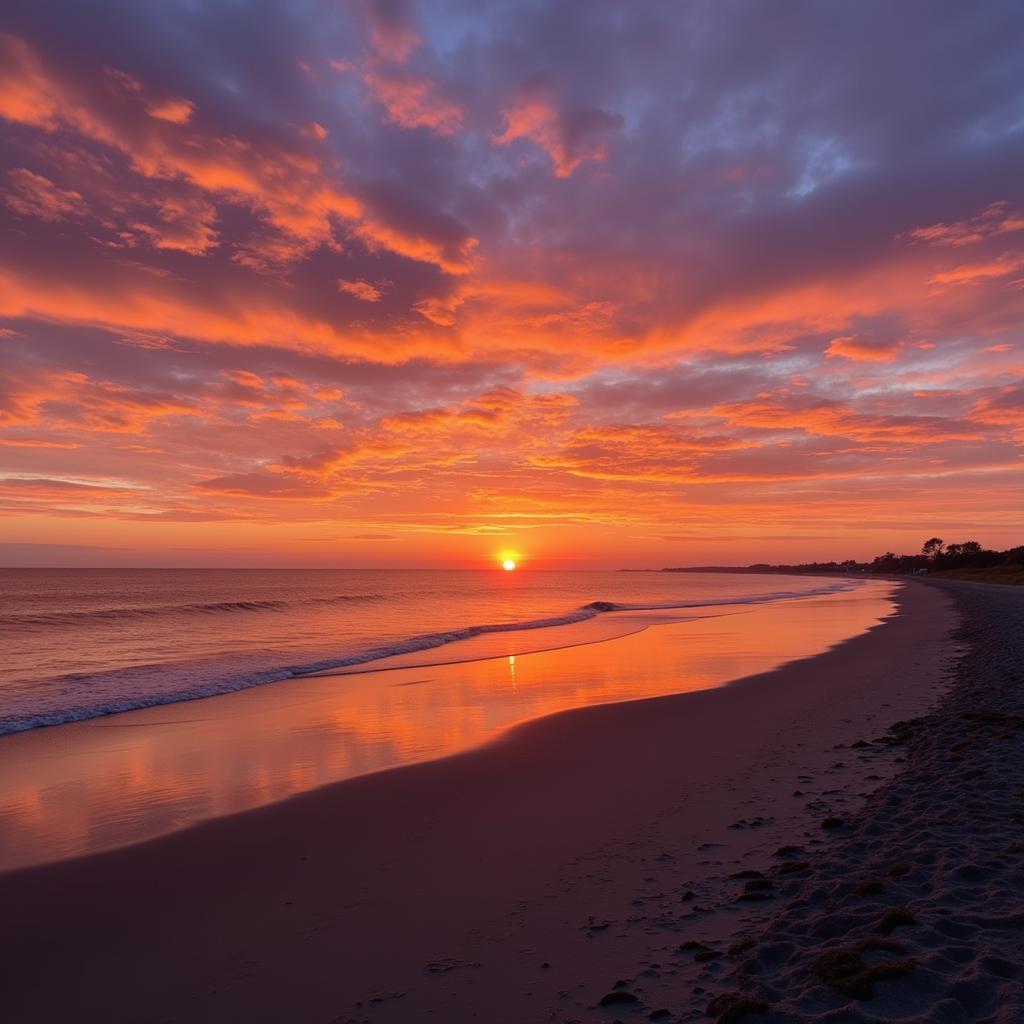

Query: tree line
869,538,1024,574
667,538,1024,576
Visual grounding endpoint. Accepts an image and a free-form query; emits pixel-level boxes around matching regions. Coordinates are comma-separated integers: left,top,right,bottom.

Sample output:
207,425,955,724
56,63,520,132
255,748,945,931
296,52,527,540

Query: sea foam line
0,580,858,735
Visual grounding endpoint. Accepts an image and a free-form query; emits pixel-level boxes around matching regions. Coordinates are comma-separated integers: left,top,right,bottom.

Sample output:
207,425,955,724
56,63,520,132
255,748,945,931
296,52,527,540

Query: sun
496,548,522,570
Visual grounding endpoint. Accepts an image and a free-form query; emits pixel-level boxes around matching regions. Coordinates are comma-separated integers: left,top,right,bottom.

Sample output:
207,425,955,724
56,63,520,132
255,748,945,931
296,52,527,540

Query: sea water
0,568,894,867
0,568,861,734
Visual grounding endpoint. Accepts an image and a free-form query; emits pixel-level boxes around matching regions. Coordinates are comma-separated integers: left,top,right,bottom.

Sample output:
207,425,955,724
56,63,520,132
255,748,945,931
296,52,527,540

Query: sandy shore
0,582,894,870
0,581,961,1023
713,579,1024,1023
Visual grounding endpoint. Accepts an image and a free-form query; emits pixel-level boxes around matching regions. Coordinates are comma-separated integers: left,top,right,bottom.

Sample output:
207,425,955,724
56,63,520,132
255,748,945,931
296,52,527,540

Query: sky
0,0,1022,569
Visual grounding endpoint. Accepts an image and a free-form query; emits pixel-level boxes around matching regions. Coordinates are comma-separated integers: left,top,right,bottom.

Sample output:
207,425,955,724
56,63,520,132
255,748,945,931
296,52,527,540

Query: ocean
0,568,896,867
0,568,861,735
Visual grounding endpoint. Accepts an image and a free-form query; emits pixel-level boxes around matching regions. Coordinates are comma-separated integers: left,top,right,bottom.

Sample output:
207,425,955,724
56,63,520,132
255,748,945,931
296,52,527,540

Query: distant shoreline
621,566,871,579
641,565,1024,586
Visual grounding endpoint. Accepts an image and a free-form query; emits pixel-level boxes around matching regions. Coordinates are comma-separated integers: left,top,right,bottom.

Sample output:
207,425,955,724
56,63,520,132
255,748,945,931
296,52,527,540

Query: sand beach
4,579,1011,1023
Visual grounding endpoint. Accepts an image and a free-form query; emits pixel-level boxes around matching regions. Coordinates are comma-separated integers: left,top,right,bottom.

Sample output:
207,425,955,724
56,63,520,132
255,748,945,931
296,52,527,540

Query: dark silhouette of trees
929,539,1002,570
663,539,1022,577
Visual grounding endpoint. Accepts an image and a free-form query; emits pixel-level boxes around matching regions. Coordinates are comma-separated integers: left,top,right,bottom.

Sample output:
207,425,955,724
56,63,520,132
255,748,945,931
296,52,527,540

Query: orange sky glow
0,4,1022,568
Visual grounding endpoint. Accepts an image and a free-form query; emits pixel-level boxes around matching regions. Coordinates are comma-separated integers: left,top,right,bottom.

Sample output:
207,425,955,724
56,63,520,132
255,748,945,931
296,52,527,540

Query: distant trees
870,538,1020,574
769,539,1022,576
929,540,1004,571
871,550,928,573
664,540,1022,577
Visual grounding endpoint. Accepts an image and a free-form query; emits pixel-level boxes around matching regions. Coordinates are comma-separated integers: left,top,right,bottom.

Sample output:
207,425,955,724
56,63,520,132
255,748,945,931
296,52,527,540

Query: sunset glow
0,3,1021,568
3,8,1024,1021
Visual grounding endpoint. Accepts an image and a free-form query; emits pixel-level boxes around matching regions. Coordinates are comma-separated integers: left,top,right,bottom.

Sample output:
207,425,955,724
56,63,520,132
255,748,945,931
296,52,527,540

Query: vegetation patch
811,938,915,998
705,992,770,1022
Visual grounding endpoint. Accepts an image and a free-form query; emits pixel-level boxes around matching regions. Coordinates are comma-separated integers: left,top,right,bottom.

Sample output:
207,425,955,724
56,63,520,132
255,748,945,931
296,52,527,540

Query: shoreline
0,581,958,1022
0,571,859,738
0,583,892,869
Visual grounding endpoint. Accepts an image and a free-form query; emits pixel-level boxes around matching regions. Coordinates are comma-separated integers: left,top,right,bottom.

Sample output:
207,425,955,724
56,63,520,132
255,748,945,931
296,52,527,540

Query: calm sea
0,568,858,735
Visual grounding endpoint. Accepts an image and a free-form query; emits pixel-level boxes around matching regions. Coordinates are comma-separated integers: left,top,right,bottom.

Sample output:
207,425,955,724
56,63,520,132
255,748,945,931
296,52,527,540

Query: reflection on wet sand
0,583,895,870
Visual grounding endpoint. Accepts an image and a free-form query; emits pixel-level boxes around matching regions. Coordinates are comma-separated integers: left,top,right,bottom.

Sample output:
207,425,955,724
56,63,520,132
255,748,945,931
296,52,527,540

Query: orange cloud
0,368,196,434
364,0,421,63
0,33,476,275
969,385,1024,433
3,167,87,222
299,120,327,141
0,34,71,128
711,397,984,445
0,436,79,449
145,96,195,124
0,475,148,501
903,201,1024,247
494,88,621,177
338,278,384,302
533,423,754,483
362,70,463,135
129,192,219,255
928,252,1024,289
195,472,334,499
0,262,450,361
825,335,899,362
412,277,576,327
352,216,477,275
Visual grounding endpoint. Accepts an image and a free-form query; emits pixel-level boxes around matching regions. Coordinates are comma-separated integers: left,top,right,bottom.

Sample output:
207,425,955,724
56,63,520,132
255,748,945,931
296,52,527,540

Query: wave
577,584,855,613
301,581,860,675
0,593,385,628
0,579,859,735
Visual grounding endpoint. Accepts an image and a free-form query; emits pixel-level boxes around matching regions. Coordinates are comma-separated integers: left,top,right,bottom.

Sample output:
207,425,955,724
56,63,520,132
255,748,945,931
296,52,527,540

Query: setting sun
502,559,517,571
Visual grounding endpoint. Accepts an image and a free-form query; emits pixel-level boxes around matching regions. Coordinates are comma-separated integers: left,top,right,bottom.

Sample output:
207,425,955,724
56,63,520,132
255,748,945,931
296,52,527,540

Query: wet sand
0,581,957,1023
